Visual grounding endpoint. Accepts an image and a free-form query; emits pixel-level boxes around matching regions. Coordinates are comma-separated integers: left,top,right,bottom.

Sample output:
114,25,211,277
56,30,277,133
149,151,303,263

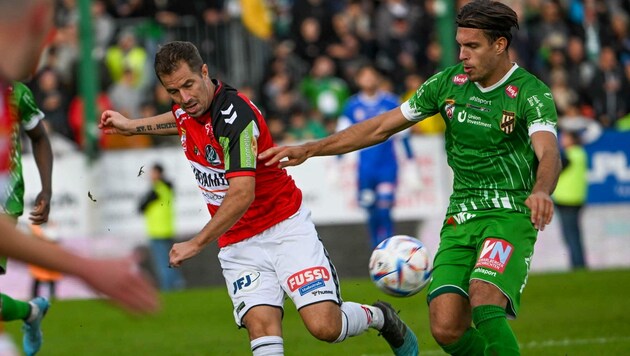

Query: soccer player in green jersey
0,81,53,356
260,1,562,354
0,4,159,353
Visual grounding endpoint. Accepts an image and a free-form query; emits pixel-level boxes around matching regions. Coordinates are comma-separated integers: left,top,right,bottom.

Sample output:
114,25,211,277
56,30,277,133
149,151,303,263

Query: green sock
0,294,32,321
472,305,520,356
441,327,486,356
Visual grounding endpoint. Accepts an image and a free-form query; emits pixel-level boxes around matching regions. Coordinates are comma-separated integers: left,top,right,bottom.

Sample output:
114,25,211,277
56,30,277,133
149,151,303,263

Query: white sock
0,333,19,356
334,302,384,343
26,302,39,323
250,336,283,356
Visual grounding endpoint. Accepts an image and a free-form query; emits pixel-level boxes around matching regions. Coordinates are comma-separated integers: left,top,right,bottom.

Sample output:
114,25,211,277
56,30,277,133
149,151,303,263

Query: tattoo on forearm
135,122,176,133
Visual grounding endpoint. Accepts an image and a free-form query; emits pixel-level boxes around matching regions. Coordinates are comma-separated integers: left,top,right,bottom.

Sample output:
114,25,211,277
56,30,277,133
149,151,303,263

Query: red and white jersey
0,83,14,205
172,80,302,247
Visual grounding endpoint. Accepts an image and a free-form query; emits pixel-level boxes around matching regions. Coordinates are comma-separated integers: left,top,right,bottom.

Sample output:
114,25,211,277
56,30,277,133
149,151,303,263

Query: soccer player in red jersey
100,41,419,356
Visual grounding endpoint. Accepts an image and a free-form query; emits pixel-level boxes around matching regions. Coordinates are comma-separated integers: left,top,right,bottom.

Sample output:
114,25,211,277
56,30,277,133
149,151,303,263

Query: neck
479,59,513,88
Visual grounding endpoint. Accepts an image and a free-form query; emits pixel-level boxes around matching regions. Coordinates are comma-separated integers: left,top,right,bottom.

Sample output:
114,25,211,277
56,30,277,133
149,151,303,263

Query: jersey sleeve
522,81,558,137
400,72,443,122
13,82,44,131
215,97,261,178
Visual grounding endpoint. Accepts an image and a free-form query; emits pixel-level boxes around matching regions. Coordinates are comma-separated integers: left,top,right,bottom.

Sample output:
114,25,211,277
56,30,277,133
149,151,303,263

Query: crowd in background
26,0,630,151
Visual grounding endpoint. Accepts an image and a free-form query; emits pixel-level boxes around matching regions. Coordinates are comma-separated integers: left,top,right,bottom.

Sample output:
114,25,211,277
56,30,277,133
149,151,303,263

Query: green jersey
2,82,44,217
401,63,557,216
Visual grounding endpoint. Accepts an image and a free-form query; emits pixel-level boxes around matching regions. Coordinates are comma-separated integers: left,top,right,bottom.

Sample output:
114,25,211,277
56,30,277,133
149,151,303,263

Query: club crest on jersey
444,99,455,120
221,103,238,124
452,74,468,85
205,144,221,166
500,111,516,134
505,84,519,98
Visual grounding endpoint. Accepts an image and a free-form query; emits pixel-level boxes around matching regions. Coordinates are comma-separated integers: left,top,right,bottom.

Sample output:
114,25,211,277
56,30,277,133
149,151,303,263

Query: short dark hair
456,0,519,48
154,41,204,80
152,163,164,174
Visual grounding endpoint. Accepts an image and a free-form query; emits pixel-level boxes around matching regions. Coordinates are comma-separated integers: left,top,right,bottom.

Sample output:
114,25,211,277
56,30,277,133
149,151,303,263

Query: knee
430,322,466,346
306,322,342,343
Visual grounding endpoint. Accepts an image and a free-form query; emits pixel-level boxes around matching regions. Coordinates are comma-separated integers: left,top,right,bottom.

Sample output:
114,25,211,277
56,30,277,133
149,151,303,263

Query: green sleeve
400,71,444,122
12,82,44,131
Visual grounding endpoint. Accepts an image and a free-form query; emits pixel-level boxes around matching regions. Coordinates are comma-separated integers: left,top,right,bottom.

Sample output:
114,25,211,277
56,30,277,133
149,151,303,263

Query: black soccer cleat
373,301,419,356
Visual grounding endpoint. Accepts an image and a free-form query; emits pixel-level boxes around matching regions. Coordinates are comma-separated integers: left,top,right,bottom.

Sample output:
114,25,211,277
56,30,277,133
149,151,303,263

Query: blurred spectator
589,46,629,127
293,17,329,65
108,67,143,119
549,69,579,116
104,28,150,92
291,0,337,47
609,10,630,65
299,55,350,120
285,107,328,142
565,36,597,104
527,0,571,74
31,68,72,141
92,0,116,60
553,130,588,270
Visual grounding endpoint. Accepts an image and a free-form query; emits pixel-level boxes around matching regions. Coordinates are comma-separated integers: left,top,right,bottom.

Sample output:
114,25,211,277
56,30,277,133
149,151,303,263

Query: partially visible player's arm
26,121,52,224
169,176,255,267
261,107,415,168
99,111,178,136
526,131,562,230
0,216,159,314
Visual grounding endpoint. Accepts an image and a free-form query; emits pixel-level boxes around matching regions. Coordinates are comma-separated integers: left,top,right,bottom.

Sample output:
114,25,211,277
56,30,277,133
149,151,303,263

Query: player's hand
99,110,133,136
29,191,50,225
525,191,554,231
169,239,202,268
259,145,309,169
79,255,160,315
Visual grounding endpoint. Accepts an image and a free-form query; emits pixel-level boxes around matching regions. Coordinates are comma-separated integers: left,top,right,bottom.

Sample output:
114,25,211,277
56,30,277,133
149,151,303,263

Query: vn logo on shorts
475,238,513,273
287,266,331,296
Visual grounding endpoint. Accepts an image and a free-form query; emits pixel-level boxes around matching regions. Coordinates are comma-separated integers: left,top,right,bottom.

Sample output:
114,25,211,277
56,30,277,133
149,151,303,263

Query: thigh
219,240,285,328
427,219,478,304
470,211,537,318
270,206,342,310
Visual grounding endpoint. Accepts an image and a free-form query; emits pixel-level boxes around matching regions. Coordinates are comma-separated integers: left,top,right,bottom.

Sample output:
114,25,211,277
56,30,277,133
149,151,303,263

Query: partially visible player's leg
242,306,284,356
429,293,485,355
469,281,518,355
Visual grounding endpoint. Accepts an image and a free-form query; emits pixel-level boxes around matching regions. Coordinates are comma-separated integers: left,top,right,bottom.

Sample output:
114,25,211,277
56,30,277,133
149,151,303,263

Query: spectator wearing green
138,163,185,291
553,130,588,269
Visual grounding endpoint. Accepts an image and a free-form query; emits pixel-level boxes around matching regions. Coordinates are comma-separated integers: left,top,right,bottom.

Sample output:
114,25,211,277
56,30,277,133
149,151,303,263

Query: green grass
6,269,630,355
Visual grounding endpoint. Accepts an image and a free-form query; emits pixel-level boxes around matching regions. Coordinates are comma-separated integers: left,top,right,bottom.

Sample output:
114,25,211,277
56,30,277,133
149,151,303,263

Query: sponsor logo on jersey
469,96,492,105
192,165,228,188
287,266,331,296
475,238,514,273
452,74,468,85
205,122,213,136
221,103,238,124
174,108,186,120
444,99,455,120
205,144,222,166
501,111,516,134
544,92,553,100
193,145,199,156
232,271,261,295
180,128,187,152
505,85,519,98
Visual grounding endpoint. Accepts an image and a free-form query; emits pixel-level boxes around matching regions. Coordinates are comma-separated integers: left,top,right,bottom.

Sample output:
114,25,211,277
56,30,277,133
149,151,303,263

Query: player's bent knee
430,322,466,346
299,302,343,342
243,306,283,339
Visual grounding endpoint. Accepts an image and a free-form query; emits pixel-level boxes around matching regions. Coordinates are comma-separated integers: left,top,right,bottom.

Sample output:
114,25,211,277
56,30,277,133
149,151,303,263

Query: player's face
456,27,504,87
356,67,380,93
160,62,212,118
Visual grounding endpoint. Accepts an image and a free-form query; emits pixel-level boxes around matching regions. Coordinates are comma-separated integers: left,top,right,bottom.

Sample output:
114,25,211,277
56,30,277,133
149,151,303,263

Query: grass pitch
6,268,630,355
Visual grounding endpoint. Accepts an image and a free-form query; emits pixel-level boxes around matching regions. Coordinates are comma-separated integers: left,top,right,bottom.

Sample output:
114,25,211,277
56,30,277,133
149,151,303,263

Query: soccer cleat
373,301,419,356
22,297,49,356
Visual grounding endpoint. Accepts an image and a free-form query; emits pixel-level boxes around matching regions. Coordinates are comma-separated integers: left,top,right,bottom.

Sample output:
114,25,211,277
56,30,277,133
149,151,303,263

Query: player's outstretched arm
27,121,53,224
526,131,562,231
99,110,178,136
0,216,159,314
259,107,414,168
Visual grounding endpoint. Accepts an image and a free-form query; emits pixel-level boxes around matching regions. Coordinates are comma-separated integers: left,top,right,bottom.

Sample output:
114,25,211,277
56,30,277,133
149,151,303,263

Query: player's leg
0,293,48,356
468,210,537,355
242,306,284,356
218,235,287,356
427,217,486,355
358,172,380,248
275,205,418,355
373,179,396,244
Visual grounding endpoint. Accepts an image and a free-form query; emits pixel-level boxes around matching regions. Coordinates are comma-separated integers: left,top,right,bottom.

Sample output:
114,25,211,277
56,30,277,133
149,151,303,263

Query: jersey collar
474,63,519,93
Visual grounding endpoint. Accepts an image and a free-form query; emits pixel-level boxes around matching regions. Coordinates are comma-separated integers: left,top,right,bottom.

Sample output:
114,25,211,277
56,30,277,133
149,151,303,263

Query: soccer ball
368,235,432,297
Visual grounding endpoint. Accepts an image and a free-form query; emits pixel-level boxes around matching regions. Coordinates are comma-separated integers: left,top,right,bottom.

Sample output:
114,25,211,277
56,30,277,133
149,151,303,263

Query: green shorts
426,209,537,318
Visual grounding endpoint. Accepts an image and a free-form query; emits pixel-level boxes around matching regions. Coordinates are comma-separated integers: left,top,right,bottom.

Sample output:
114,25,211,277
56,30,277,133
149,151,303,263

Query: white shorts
218,205,342,327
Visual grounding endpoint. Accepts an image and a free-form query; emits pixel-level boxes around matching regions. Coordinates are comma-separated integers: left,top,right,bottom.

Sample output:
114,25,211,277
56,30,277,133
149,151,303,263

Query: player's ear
201,64,209,78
